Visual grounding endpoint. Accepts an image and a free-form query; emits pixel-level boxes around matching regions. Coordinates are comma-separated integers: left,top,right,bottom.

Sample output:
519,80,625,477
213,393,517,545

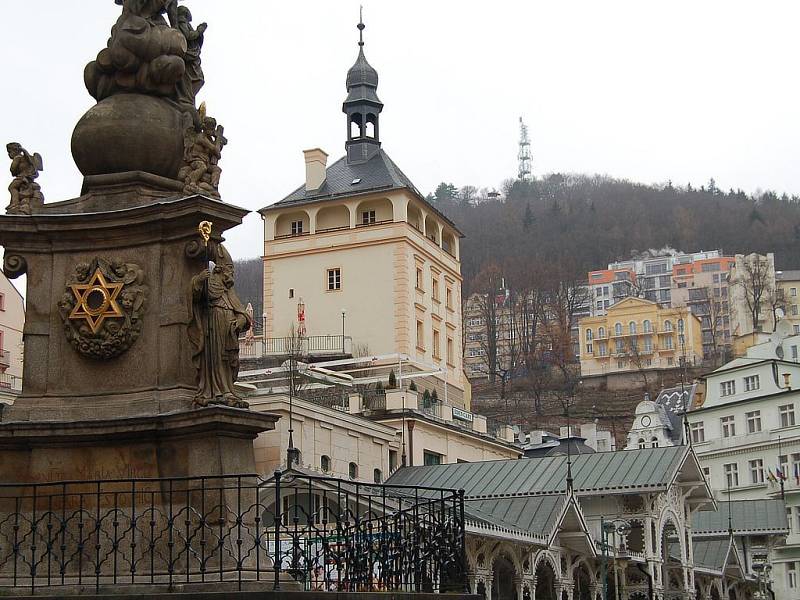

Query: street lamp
601,518,631,600
341,309,347,353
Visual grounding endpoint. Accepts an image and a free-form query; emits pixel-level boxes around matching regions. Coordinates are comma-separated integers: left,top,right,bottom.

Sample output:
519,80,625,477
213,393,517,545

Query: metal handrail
0,471,468,594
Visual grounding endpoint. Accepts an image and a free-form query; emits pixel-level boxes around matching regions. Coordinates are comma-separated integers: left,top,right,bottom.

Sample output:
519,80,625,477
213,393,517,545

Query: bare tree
733,254,775,332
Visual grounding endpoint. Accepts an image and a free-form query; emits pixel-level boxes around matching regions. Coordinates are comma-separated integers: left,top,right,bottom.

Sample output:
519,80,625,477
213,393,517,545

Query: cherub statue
6,142,44,215
178,104,227,198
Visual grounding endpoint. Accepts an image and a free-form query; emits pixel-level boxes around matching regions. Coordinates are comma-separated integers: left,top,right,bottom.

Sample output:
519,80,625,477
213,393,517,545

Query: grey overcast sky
2,1,800,262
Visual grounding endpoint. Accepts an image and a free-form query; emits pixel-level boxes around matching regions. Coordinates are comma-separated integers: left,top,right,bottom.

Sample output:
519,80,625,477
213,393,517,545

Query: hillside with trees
429,175,800,294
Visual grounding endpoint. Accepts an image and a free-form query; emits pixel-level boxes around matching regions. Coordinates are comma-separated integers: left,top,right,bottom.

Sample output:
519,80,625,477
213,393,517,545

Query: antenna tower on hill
517,116,532,181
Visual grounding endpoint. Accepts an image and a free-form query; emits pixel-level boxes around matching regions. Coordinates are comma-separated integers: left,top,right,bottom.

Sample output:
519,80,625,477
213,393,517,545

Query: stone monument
0,0,277,485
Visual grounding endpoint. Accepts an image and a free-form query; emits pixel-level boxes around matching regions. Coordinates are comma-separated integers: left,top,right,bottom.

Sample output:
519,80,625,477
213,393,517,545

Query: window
781,404,796,427
780,455,790,480
373,468,382,483
744,375,760,392
790,562,798,590
794,344,799,360
617,360,625,369
290,220,304,235
389,450,398,472
724,463,739,487
598,342,607,356
586,329,593,341
423,451,442,466
585,343,593,354
598,327,606,338
416,320,424,350
447,337,454,365
664,320,673,332
702,466,710,478
678,319,685,333
643,320,652,333
650,437,659,448
749,459,765,484
349,462,358,479
596,301,602,311
643,336,653,353
362,210,376,225
288,288,294,299
0,293,4,311
690,421,705,443
746,410,762,433
615,339,624,354
431,277,440,302
432,329,441,359
721,416,736,437
415,268,424,290
793,305,799,316
629,321,637,335
615,322,623,336
637,438,646,449
664,335,674,350
320,455,330,472
793,287,798,297
720,380,736,397
446,287,453,309
327,268,341,291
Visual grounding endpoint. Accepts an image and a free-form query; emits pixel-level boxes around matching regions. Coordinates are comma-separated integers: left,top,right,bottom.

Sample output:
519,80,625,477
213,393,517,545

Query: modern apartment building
0,272,23,402
578,296,703,379
258,22,466,406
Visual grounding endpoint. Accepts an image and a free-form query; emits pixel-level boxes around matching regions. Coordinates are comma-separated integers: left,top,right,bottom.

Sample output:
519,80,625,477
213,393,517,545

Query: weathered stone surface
0,195,248,425
71,94,186,179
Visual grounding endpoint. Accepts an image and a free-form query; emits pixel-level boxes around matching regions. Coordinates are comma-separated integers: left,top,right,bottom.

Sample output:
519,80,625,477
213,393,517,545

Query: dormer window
362,210,376,225
291,220,303,235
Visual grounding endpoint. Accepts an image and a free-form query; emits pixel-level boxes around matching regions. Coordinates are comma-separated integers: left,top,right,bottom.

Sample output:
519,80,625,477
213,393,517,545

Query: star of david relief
69,270,124,334
58,258,148,360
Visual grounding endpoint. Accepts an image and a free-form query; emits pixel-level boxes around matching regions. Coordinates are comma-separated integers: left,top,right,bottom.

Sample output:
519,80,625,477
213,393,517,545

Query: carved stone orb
72,94,185,179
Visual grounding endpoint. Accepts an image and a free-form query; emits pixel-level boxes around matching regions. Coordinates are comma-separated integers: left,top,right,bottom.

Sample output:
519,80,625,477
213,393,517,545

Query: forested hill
430,175,800,294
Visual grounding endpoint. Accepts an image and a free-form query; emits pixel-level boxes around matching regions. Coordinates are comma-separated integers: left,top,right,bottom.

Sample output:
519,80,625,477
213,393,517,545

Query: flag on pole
767,469,777,485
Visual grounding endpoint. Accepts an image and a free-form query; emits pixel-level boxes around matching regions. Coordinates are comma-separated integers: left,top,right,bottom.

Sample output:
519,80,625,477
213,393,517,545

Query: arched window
638,438,646,449
373,468,382,484
365,113,377,138
349,113,363,139
615,322,623,336
678,318,685,333
629,321,637,335
349,462,358,480
651,437,659,448
643,320,652,333
320,455,330,473
664,320,673,332
586,329,593,341
598,326,606,338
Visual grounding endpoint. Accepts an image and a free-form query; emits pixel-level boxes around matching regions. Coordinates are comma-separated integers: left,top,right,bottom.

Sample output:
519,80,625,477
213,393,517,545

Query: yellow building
258,22,466,407
578,297,703,377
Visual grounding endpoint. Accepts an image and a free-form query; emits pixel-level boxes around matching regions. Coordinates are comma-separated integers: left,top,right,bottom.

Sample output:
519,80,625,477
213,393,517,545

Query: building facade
683,349,800,599
258,27,466,406
0,272,23,403
776,269,800,336
578,297,703,379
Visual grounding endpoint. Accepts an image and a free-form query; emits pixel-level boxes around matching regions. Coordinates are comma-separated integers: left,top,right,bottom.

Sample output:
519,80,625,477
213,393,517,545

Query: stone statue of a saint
178,106,226,198
188,239,251,407
175,6,206,113
6,143,44,215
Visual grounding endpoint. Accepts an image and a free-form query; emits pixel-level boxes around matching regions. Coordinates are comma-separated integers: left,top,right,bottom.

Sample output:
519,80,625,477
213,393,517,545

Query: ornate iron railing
0,471,466,595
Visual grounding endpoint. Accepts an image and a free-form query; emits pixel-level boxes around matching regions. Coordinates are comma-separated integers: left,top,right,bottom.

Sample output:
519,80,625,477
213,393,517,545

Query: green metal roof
694,500,789,536
464,495,565,540
386,446,688,497
691,539,731,571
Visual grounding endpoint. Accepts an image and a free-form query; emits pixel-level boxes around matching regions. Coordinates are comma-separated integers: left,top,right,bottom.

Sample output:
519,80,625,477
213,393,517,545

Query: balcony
0,350,9,368
240,335,352,359
0,372,21,393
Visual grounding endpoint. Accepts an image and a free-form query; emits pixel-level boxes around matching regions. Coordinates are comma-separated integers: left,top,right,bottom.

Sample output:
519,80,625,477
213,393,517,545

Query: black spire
343,9,383,164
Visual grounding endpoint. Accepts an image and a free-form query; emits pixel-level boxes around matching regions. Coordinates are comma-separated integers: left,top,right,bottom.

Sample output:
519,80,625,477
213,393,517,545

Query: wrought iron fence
0,471,466,595
240,335,353,359
361,389,386,411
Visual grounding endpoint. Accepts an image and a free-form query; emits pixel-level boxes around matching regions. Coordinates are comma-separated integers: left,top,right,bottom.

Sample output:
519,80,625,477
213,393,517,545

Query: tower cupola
343,13,383,164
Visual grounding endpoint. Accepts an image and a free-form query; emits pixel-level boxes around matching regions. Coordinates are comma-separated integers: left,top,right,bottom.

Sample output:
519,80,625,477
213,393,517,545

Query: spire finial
357,6,365,47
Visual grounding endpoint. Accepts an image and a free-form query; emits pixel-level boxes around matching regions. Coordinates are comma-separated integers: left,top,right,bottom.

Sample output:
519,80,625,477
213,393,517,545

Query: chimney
303,148,328,191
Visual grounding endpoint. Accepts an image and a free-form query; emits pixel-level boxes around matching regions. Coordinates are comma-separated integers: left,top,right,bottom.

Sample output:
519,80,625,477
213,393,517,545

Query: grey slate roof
776,270,800,281
386,446,688,497
260,149,462,235
693,500,789,536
